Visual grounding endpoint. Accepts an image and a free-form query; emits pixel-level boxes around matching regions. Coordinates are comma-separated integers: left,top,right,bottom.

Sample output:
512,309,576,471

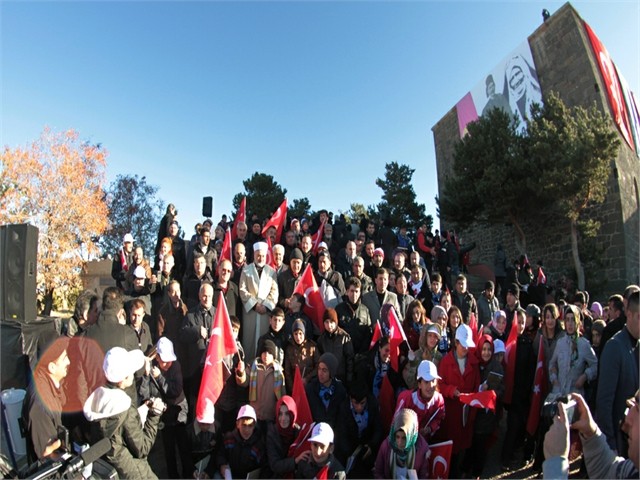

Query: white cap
123,233,134,244
455,324,475,348
133,265,146,279
196,398,215,424
318,241,328,250
308,422,334,446
253,241,268,252
236,404,257,421
417,360,441,381
156,337,177,362
103,347,144,383
493,339,506,354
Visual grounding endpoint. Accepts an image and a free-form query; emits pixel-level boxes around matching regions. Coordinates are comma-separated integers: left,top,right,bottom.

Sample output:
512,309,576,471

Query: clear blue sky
2,1,638,236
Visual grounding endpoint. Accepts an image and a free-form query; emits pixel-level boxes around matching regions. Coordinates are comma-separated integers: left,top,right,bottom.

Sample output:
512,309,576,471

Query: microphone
62,438,111,477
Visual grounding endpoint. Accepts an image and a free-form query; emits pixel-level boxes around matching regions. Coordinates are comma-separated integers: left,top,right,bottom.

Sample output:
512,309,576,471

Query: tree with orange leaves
1,127,109,315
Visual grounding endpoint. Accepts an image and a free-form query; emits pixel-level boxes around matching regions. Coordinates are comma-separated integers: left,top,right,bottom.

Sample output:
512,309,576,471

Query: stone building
432,2,639,298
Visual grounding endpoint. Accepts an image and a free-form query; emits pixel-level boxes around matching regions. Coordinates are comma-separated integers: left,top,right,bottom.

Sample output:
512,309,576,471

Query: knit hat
484,280,495,290
318,352,338,378
292,319,306,336
259,339,277,358
323,308,338,324
506,283,520,298
526,304,541,319
290,248,303,261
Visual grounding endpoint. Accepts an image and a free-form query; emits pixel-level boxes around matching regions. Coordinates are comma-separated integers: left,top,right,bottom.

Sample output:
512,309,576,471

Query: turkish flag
262,198,287,244
379,374,396,436
369,306,407,371
429,440,453,479
292,365,312,427
503,317,519,404
537,267,547,286
195,295,238,421
315,465,329,479
293,264,326,333
459,390,497,412
231,196,246,241
469,312,484,345
288,366,315,458
265,236,276,270
220,227,232,264
527,335,547,435
311,220,326,255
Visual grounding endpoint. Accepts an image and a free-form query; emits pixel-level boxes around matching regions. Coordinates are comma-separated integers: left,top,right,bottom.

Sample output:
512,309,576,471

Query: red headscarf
475,334,494,367
275,395,299,442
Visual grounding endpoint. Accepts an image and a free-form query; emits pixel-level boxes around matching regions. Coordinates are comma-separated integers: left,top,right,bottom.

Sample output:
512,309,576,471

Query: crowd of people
18,205,640,479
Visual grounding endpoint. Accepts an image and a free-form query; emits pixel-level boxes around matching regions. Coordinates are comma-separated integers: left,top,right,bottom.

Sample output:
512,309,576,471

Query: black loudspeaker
0,224,38,323
202,196,213,218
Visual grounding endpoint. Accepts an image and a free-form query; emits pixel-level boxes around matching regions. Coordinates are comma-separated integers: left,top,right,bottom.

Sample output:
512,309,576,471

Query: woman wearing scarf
266,395,309,477
467,334,504,477
548,305,598,397
485,309,508,343
374,408,430,479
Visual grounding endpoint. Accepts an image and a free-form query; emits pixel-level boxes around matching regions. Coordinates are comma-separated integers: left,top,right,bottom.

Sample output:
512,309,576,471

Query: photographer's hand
543,401,569,459
569,393,597,439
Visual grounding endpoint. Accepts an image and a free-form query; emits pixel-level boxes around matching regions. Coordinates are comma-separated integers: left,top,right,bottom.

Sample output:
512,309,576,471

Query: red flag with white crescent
288,366,315,459
265,236,276,269
262,198,287,244
220,227,232,264
293,264,326,332
311,220,326,255
231,197,246,241
429,440,453,479
458,390,497,412
195,295,238,421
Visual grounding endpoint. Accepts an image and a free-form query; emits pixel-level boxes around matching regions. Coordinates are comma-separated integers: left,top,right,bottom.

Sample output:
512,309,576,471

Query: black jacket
305,377,347,428
179,305,214,378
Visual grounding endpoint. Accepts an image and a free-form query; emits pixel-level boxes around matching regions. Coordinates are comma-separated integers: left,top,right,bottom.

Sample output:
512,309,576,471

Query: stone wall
432,2,639,300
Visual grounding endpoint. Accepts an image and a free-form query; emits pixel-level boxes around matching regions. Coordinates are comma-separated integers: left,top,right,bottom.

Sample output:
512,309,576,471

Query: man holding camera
83,347,166,479
543,392,639,479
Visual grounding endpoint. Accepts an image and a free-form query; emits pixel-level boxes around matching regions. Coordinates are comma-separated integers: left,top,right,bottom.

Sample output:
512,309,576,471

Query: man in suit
361,268,400,326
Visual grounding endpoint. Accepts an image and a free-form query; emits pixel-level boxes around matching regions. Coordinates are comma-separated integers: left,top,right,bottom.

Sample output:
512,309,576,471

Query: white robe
239,263,278,361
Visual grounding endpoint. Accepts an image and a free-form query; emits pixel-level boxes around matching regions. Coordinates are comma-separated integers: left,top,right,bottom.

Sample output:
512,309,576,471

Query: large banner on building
615,65,640,156
584,21,636,153
456,40,543,137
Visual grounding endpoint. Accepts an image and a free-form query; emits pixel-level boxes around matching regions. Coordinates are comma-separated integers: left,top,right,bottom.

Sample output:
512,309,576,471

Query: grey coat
548,335,597,397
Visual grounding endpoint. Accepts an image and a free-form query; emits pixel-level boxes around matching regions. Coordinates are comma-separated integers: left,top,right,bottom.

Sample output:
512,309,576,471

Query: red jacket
435,349,481,453
416,230,435,257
